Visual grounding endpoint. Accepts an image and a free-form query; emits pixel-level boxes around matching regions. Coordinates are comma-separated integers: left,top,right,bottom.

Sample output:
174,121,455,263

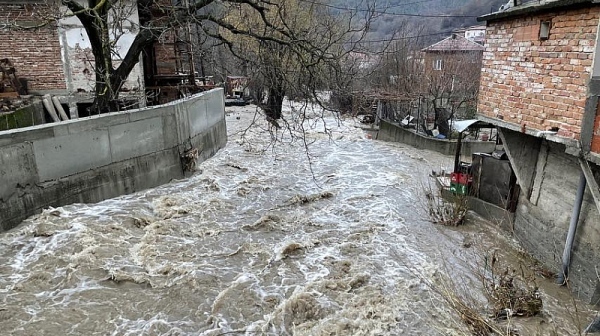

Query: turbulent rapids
0,103,595,335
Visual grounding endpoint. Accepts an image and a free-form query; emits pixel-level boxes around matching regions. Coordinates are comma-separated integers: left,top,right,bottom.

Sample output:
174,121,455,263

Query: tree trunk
88,27,160,114
89,49,118,114
265,86,284,120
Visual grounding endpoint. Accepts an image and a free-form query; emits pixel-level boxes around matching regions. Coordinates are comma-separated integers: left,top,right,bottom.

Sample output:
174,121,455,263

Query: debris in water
181,147,200,172
348,274,370,291
32,225,56,237
241,215,281,231
279,242,304,259
226,163,248,171
102,270,153,288
286,191,334,205
131,217,151,228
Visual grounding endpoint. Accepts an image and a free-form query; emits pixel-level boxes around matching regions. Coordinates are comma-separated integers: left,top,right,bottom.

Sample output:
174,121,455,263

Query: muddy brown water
0,103,596,335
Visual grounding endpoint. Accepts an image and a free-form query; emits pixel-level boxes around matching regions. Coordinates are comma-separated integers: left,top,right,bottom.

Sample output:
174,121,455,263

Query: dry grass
428,252,544,336
482,252,542,320
423,182,469,226
434,275,499,336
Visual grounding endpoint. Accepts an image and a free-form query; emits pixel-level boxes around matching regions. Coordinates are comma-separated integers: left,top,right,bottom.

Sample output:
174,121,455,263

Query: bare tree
4,0,372,116
217,0,372,121
424,50,482,136
370,22,425,96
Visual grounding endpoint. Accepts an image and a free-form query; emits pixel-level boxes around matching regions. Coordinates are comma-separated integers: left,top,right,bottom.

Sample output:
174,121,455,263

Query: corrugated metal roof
422,35,485,52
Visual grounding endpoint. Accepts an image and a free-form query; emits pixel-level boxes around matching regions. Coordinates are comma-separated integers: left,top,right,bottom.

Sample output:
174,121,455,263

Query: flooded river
0,103,596,335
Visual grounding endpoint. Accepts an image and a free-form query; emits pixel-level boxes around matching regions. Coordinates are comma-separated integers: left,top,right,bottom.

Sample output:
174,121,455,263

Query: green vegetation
0,104,41,131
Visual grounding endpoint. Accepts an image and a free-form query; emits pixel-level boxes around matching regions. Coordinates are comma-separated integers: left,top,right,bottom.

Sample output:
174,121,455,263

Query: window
433,59,443,71
539,20,551,40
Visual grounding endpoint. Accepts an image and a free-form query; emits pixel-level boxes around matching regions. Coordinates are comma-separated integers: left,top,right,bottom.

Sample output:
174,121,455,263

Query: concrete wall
504,133,600,304
0,89,227,232
378,120,496,157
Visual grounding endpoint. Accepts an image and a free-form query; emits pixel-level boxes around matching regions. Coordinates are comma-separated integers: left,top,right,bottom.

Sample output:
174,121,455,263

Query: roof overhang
478,0,600,22
453,119,495,133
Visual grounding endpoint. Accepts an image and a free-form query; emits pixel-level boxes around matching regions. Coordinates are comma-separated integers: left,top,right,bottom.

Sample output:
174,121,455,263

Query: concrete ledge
0,88,227,232
468,196,514,232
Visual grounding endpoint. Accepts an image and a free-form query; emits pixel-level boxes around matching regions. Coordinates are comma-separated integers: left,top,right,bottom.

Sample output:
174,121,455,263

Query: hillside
326,0,507,46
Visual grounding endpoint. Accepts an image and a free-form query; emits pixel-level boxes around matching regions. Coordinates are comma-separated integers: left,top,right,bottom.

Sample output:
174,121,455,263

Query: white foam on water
0,101,593,335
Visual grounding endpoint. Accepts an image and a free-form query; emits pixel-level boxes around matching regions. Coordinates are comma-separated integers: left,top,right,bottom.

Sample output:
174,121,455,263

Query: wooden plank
0,92,19,98
579,158,600,215
530,141,549,205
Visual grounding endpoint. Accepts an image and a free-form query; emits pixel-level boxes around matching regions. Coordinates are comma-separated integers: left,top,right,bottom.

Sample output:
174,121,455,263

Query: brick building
477,0,600,304
421,34,484,129
0,1,199,117
0,2,66,93
422,34,485,73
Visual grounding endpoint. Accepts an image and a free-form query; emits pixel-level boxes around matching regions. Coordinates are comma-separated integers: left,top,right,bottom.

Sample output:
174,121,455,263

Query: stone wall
0,89,227,232
479,7,600,139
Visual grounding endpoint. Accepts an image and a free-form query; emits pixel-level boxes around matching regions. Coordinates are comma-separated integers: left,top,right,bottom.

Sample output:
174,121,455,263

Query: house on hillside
421,34,485,135
453,24,487,45
0,1,200,120
477,0,600,305
422,33,485,77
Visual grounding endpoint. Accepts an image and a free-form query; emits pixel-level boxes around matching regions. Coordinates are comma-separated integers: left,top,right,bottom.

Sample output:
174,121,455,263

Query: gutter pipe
557,171,587,285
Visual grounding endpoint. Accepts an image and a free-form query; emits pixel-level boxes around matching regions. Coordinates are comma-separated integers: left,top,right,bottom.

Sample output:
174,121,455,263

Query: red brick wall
423,51,483,76
478,7,600,139
155,32,178,75
0,4,66,92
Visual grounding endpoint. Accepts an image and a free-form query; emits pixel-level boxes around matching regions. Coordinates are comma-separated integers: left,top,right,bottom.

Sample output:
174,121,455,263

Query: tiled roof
421,34,485,52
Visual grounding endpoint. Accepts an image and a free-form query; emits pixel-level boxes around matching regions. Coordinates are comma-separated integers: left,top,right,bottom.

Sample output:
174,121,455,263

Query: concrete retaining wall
378,120,496,157
0,89,227,232
511,141,600,304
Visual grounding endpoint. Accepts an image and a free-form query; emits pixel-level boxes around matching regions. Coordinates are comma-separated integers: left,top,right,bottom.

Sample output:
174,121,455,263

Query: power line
329,0,438,10
298,0,478,18
381,0,438,9
351,30,454,44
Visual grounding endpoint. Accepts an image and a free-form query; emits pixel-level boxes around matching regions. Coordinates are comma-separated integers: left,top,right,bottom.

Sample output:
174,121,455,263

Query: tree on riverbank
11,0,371,117
219,0,367,121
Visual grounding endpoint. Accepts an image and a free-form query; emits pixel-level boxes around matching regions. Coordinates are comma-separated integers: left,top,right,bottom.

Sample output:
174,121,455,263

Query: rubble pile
0,97,30,113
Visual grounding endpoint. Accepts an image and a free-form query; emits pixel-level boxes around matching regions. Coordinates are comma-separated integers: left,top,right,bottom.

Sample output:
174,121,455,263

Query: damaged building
0,0,205,126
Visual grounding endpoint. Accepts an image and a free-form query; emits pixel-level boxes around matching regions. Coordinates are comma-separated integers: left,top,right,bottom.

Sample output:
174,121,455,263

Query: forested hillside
327,0,507,46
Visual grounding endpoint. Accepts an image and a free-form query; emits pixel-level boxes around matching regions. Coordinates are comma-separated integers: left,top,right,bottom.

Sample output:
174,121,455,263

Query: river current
0,102,596,335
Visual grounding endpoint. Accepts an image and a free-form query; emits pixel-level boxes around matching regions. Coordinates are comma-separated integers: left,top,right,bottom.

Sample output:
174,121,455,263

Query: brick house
0,0,198,117
421,34,484,130
477,0,600,304
0,1,66,93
